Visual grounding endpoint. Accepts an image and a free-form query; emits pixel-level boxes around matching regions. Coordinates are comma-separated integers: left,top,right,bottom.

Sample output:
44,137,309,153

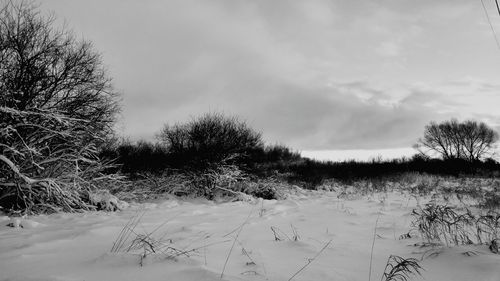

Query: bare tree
414,119,498,161
0,1,119,213
460,120,498,161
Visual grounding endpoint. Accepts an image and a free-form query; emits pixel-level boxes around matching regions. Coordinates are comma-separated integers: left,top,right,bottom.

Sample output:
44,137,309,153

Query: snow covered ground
1,190,500,281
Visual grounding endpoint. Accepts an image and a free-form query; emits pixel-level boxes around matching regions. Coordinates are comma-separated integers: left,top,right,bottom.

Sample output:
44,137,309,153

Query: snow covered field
1,190,500,281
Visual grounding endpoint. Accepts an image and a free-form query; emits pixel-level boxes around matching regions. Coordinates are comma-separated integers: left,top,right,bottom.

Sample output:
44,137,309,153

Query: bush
158,112,263,171
251,144,302,163
0,1,119,214
100,140,170,176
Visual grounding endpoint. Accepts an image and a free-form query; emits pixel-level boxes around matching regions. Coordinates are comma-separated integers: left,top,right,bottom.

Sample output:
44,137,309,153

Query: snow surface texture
1,191,500,281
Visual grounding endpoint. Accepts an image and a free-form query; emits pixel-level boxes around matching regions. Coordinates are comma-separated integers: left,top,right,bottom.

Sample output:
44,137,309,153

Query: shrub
158,112,263,171
100,140,170,176
0,1,119,214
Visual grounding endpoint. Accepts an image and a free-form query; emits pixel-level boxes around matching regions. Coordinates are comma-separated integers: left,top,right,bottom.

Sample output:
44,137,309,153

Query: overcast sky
43,0,500,159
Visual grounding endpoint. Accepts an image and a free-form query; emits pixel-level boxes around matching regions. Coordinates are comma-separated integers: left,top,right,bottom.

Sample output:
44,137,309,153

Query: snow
1,191,500,281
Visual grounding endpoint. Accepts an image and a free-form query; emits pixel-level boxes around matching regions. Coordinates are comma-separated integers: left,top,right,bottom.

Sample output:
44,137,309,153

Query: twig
287,239,333,281
220,206,254,279
369,212,382,281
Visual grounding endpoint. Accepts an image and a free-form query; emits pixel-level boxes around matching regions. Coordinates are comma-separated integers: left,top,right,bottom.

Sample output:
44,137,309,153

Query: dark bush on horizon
157,112,264,171
100,140,170,176
251,144,302,163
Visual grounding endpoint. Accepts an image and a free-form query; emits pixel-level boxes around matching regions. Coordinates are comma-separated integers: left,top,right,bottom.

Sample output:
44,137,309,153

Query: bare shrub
158,112,263,171
0,1,119,214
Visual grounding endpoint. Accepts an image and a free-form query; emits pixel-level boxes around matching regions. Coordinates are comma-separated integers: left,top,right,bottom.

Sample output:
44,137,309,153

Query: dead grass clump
412,204,475,246
111,211,218,266
380,255,423,281
412,204,500,252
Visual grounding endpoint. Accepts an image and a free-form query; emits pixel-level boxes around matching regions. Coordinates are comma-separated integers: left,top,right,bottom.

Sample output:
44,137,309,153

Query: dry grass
220,206,254,278
111,211,225,266
369,213,382,281
110,167,293,204
412,203,500,252
411,204,475,246
380,255,423,281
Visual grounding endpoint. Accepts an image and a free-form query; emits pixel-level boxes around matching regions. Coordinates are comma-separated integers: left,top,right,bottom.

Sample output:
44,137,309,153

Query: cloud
402,79,500,119
376,41,402,57
232,81,444,150
42,0,500,151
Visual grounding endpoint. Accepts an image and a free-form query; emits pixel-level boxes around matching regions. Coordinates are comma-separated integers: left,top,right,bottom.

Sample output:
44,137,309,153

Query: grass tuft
380,255,423,281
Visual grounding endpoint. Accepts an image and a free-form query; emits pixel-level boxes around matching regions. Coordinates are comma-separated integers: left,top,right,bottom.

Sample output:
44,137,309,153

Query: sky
42,0,500,160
